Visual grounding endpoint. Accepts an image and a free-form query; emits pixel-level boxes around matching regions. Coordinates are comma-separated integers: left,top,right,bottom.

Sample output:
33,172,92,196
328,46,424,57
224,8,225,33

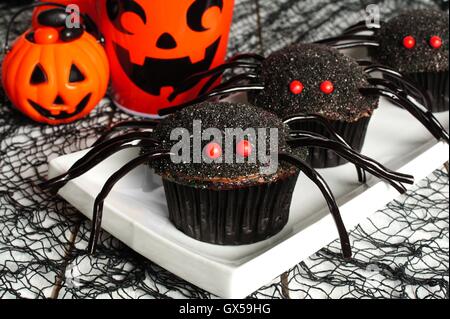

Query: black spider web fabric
0,0,448,299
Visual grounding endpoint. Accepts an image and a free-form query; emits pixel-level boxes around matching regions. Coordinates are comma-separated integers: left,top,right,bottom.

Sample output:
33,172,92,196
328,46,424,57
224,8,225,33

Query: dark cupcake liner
406,71,449,113
163,172,299,246
291,117,371,168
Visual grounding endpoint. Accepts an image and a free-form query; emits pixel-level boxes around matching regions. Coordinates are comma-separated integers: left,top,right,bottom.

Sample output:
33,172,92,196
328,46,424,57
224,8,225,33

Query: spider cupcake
40,102,414,258
161,43,449,168
317,9,449,113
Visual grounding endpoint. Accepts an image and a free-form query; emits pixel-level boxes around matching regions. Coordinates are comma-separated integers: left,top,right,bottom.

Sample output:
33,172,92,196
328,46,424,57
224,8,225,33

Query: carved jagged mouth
114,37,221,97
28,94,92,120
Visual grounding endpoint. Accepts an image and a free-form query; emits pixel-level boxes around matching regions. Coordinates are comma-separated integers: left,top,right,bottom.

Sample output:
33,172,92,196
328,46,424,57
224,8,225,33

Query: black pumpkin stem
3,2,68,53
37,7,86,42
60,27,84,42
38,8,70,27
36,6,103,43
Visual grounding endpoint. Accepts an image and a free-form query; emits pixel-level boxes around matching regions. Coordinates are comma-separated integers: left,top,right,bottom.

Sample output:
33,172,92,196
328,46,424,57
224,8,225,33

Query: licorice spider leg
362,80,449,143
315,34,378,45
288,131,414,182
88,150,173,254
328,41,380,50
93,120,160,147
227,53,265,62
288,133,413,191
284,114,367,183
199,73,259,96
287,132,415,193
169,61,261,101
39,134,160,193
197,53,265,95
343,22,379,35
362,63,432,109
279,153,352,259
159,83,265,117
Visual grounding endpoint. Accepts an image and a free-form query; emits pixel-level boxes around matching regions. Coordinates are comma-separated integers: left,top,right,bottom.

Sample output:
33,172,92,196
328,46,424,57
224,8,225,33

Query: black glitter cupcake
376,9,449,112
43,100,418,257
249,44,378,168
150,102,305,245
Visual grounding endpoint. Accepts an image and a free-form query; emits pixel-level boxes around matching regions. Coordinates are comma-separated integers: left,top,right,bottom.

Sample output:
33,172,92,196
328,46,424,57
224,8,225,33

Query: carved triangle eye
69,64,85,83
31,64,47,85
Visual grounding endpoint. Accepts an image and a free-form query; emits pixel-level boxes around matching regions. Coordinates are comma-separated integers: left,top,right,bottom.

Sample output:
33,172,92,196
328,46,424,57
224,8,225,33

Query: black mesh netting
0,0,448,299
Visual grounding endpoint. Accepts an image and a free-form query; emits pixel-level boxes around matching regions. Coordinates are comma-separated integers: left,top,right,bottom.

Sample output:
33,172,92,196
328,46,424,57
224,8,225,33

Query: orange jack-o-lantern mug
95,0,235,117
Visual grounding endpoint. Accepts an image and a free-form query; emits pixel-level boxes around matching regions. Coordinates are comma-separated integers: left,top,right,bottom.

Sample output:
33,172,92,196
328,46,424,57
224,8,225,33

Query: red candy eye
289,80,304,95
320,81,334,94
236,140,252,158
430,36,443,49
403,36,416,49
204,142,222,160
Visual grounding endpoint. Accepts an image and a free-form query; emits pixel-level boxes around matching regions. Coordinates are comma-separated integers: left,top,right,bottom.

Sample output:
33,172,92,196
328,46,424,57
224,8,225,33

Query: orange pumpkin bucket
95,0,235,117
2,3,109,125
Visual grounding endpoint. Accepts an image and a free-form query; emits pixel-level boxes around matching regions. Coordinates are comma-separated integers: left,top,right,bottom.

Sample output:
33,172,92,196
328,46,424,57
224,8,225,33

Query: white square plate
48,98,449,298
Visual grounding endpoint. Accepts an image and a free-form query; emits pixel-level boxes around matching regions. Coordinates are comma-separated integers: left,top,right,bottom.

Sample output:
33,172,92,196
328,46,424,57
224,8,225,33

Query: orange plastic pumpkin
97,0,235,116
2,26,109,125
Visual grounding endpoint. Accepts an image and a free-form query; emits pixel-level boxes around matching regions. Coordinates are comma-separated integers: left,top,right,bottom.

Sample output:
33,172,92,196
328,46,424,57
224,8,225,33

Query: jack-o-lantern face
2,27,109,125
99,0,235,115
107,0,223,95
26,62,93,121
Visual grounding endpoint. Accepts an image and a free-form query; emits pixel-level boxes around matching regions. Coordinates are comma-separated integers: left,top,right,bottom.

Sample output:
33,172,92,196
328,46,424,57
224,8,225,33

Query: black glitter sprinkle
249,43,379,122
376,9,449,74
147,102,306,188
